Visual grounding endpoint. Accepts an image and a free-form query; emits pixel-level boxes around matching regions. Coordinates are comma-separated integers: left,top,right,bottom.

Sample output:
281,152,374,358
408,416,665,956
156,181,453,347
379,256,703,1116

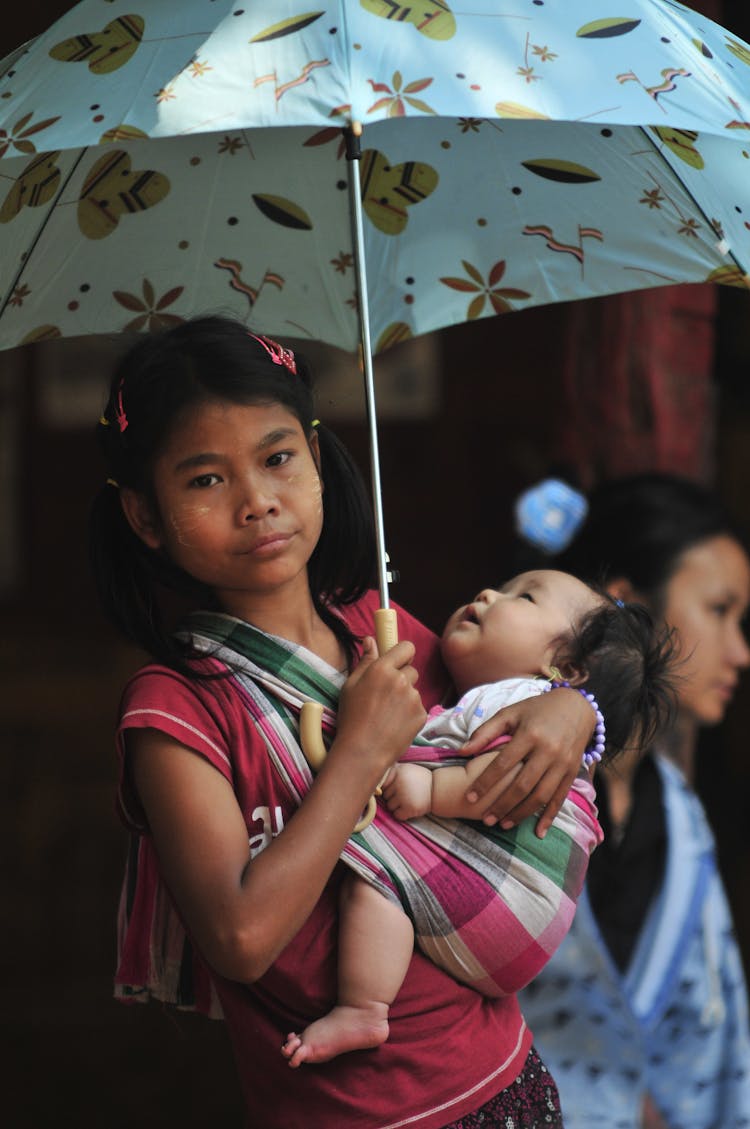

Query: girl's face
661,535,750,726
440,569,602,695
127,399,324,618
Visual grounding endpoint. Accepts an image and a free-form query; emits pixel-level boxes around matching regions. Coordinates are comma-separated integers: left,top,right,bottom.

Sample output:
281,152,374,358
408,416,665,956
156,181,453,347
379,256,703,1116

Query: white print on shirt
248,805,286,857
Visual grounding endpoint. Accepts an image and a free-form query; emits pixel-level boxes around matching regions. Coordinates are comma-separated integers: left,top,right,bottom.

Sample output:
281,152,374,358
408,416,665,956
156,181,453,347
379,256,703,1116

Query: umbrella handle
299,607,399,832
374,607,398,654
299,701,327,771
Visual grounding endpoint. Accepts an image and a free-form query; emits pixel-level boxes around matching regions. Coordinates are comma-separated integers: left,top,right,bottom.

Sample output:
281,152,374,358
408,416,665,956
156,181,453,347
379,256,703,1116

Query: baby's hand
382,763,432,821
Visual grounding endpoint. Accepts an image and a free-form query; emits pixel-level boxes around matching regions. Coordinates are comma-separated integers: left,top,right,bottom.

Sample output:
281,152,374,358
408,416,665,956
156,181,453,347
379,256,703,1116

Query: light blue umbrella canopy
1,0,749,353
2,0,750,611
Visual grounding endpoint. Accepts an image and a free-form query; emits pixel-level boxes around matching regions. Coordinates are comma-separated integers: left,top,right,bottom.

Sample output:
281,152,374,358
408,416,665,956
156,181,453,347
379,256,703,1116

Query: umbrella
3,0,750,614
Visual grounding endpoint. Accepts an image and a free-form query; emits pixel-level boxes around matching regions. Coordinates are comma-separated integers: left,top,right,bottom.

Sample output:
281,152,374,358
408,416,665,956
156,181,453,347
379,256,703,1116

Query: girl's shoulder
116,658,273,833
118,659,248,776
121,657,238,719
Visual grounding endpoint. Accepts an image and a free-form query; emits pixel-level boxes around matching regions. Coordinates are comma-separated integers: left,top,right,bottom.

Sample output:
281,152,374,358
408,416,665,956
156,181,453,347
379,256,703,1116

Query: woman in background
518,473,750,1129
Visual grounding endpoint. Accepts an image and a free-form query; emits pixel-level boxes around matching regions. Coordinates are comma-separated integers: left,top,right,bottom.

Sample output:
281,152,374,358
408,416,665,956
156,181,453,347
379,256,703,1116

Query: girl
91,316,597,1129
282,568,675,1067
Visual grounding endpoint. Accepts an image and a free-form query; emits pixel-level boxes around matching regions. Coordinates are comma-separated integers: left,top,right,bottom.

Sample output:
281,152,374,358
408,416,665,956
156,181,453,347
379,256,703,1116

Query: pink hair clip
115,378,128,433
247,332,297,376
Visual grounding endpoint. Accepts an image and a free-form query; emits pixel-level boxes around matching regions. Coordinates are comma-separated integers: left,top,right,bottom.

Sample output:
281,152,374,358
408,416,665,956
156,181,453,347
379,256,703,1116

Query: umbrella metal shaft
345,124,391,615
297,124,399,790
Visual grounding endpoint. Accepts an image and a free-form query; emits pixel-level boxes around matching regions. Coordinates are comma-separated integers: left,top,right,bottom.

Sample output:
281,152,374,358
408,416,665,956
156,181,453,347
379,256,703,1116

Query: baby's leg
281,873,413,1067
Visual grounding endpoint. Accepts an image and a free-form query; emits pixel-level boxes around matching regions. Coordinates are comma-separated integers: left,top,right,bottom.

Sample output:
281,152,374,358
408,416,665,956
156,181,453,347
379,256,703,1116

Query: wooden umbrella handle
299,701,326,770
300,607,399,832
374,607,398,654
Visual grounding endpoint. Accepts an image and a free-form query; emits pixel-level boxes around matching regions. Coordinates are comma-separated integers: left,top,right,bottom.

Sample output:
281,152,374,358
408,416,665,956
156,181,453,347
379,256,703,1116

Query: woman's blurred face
663,535,750,725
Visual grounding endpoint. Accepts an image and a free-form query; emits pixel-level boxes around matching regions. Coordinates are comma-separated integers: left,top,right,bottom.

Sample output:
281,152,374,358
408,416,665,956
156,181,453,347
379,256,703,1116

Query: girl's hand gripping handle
300,609,418,831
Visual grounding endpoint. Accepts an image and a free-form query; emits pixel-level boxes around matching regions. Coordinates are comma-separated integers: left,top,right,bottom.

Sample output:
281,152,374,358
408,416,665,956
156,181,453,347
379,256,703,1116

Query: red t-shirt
116,592,532,1128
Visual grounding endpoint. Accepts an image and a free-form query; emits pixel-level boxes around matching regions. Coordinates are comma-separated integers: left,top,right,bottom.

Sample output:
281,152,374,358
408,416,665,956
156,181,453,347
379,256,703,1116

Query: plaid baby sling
115,611,601,1013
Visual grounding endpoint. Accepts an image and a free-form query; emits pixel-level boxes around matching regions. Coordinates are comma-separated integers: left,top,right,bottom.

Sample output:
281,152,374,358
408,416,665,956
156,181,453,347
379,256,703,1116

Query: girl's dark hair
89,316,376,670
554,597,678,761
558,473,745,618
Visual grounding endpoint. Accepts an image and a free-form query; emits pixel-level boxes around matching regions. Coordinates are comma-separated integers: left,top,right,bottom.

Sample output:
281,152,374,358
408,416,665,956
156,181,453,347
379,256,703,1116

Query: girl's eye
267,450,292,468
190,473,221,488
711,602,730,618
519,592,534,603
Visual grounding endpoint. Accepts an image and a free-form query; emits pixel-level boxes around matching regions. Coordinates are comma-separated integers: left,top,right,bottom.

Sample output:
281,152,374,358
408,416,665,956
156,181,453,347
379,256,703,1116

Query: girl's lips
243,532,293,555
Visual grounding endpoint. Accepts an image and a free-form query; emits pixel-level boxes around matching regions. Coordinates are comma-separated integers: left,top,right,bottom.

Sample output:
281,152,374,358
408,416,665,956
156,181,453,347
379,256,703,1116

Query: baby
282,569,675,1067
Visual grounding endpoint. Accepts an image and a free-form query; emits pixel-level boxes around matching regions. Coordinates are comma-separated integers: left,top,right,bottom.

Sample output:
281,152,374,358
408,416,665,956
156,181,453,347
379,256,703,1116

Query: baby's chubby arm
383,751,523,822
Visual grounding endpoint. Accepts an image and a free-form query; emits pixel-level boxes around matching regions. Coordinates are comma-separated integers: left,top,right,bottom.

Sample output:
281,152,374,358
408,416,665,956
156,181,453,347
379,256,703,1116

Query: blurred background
3,1,750,1125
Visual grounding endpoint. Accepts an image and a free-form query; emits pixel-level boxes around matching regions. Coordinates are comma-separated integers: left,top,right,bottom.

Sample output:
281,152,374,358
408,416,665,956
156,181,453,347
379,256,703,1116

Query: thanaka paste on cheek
168,503,212,547
289,466,323,515
310,473,323,516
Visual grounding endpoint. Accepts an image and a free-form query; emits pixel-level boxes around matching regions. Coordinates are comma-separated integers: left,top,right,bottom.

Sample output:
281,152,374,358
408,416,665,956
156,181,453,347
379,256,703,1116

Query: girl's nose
474,588,498,605
236,481,278,523
729,622,750,669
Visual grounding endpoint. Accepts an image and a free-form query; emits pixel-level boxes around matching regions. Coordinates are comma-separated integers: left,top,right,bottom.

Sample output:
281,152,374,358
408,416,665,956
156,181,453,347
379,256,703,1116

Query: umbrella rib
0,147,88,324
637,125,747,281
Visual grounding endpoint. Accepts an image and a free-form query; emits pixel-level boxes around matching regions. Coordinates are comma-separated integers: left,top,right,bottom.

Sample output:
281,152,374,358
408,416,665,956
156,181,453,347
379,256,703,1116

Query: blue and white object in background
515,478,588,555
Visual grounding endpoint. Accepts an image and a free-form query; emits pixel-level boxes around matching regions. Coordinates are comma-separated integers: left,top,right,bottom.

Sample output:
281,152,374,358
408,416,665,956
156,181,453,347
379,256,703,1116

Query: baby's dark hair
553,597,677,761
89,315,376,671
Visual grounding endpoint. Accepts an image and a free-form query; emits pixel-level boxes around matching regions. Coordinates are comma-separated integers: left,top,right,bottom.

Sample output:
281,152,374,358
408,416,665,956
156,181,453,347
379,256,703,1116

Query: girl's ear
120,488,163,550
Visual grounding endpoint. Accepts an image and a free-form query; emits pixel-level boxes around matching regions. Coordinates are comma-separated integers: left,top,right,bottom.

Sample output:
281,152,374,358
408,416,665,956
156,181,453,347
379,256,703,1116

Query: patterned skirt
442,1047,563,1128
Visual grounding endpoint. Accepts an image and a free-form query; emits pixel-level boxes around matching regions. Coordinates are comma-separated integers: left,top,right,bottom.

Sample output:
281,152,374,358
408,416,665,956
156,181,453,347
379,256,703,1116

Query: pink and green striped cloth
174,612,603,999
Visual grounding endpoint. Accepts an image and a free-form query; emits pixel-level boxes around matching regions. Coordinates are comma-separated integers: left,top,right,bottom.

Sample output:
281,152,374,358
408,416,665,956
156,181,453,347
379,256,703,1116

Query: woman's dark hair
554,597,678,761
557,473,745,618
89,315,376,670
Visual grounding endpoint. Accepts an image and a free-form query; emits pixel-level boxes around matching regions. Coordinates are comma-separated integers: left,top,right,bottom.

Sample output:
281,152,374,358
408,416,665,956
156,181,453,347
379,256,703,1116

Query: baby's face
440,570,602,694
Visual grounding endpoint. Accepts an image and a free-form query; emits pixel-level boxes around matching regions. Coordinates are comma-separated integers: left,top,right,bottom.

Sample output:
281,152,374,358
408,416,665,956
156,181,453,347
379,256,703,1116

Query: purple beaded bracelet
544,679,605,769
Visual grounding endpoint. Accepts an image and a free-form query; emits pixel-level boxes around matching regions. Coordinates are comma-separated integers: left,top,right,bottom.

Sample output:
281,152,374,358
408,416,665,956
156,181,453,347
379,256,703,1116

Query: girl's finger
461,714,514,758
532,778,574,837
358,635,379,663
474,756,551,820
382,640,417,670
463,734,524,803
346,637,378,687
493,765,577,837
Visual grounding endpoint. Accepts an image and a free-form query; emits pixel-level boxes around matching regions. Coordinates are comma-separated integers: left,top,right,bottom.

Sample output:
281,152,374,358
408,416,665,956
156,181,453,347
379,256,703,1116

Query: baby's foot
281,1003,389,1067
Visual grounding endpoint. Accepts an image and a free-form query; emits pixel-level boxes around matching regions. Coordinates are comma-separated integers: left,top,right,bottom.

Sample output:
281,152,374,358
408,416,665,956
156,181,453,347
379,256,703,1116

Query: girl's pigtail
311,422,376,602
309,422,377,664
89,483,183,668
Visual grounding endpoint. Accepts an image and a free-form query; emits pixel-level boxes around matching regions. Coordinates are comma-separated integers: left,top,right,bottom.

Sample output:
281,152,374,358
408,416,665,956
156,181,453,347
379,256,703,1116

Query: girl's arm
460,689,595,837
129,638,426,984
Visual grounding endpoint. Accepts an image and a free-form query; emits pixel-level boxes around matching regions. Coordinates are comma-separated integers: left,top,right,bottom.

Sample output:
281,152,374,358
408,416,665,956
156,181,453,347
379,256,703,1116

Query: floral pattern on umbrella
0,0,749,351
440,260,532,318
